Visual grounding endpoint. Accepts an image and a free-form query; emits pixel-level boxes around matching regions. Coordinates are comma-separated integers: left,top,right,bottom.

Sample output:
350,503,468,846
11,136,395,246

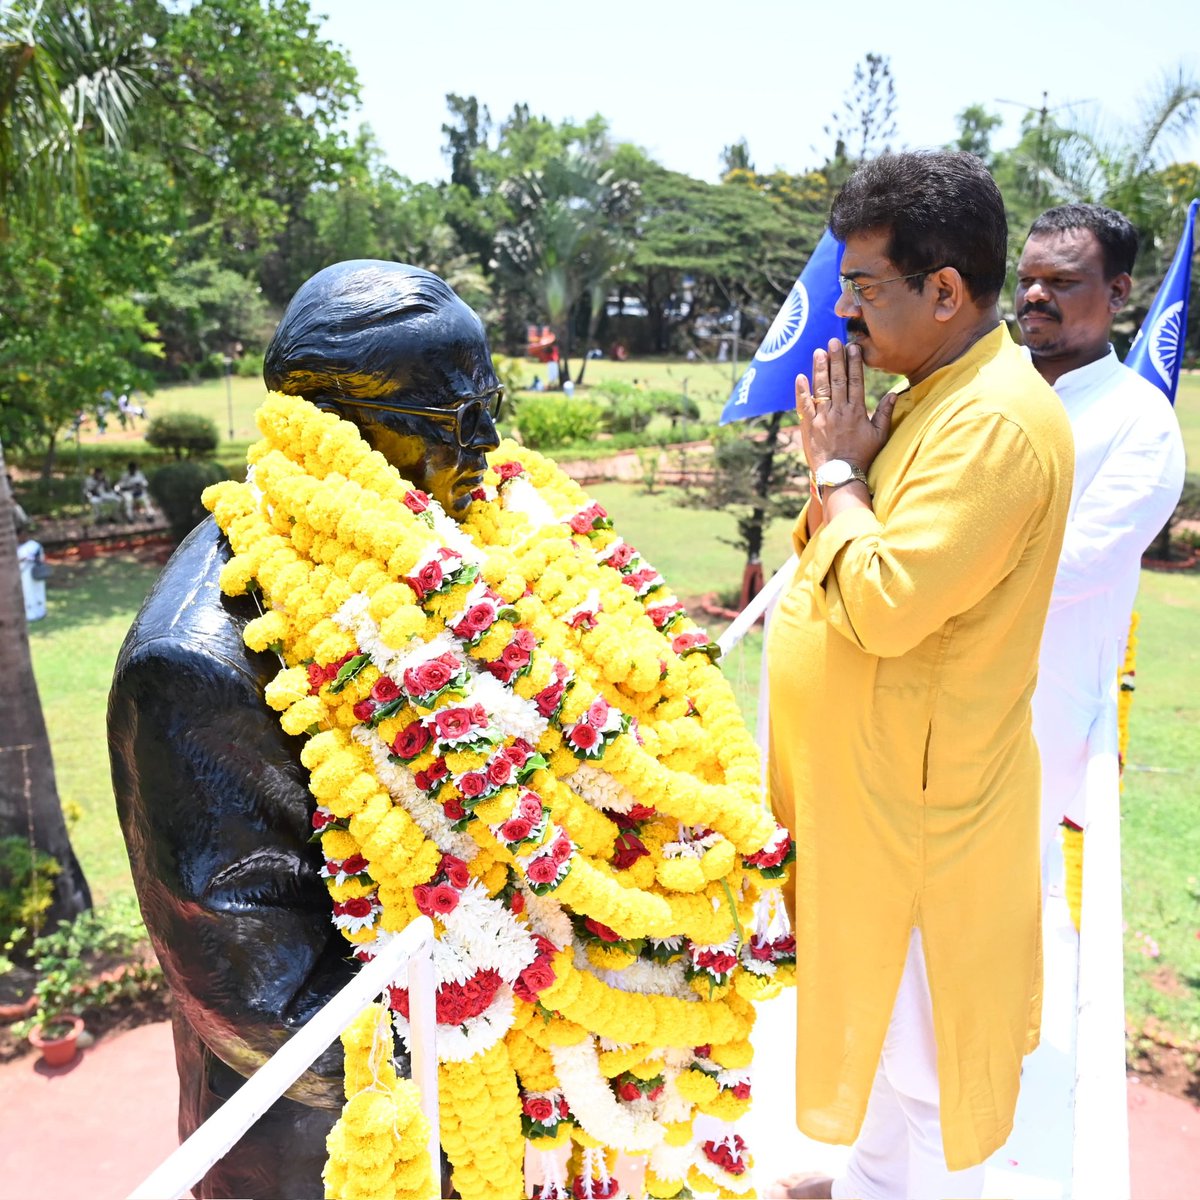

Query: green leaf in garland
328,653,371,694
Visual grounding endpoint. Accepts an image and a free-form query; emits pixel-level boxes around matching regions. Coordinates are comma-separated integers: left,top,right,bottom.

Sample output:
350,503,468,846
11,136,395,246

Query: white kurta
1032,348,1185,857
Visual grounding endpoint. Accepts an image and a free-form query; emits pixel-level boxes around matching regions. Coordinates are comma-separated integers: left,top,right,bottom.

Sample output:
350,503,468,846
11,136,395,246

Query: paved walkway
1,1008,1196,1199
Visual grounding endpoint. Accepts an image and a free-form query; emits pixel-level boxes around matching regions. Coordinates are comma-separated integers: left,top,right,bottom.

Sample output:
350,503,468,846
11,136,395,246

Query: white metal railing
128,916,439,1200
721,556,1129,1199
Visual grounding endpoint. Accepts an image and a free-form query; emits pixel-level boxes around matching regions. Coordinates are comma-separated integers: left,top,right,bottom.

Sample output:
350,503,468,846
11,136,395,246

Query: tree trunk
0,438,92,928
41,430,57,480
575,285,604,385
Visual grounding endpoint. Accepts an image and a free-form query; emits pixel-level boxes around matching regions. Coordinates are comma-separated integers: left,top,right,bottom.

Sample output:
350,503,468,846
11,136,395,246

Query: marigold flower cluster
323,1006,435,1200
204,394,798,1199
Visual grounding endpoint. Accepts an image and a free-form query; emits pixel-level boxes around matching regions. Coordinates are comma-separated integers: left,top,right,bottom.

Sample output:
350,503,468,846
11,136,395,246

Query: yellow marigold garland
204,394,798,1199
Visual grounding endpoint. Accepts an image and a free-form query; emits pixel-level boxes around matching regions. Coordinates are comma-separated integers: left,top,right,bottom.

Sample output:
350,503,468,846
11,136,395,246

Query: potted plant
24,920,90,1067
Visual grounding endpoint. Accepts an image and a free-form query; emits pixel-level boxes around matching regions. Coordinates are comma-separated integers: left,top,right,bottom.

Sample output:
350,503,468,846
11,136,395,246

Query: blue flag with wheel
1125,197,1197,406
720,229,848,424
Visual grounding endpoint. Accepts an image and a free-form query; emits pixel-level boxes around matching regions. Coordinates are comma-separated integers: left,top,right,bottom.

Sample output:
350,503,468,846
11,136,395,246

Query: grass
1119,568,1200,1043
22,385,1200,1045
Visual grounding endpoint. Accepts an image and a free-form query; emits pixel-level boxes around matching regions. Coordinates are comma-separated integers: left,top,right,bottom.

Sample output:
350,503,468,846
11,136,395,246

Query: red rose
608,542,635,569
513,628,536,652
749,939,774,961
557,1095,570,1117
434,708,474,740
311,810,332,830
442,797,466,821
427,759,448,783
458,771,488,799
514,956,556,1000
550,835,572,864
567,610,597,630
646,1085,664,1101
584,918,621,943
404,490,430,514
569,511,595,534
500,641,531,670
506,740,533,767
371,676,400,703
341,896,373,919
389,985,410,1018
430,885,460,915
567,722,600,751
694,1045,712,1059
459,603,496,635
625,804,657,823
509,890,525,914
415,659,455,694
518,793,543,822
414,768,432,790
340,854,368,876
440,854,470,888
617,1081,641,1101
391,720,431,760
523,1096,555,1121
413,885,435,915
352,699,375,722
586,698,610,729
773,934,796,955
412,560,444,597
525,856,558,885
306,662,329,693
498,461,524,480
487,756,513,787
731,1081,751,1099
672,632,707,654
535,682,565,717
612,831,647,870
500,816,533,843
486,658,517,683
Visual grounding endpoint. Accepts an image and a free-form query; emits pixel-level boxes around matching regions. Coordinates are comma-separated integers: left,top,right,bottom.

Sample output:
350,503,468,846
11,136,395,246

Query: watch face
818,459,852,486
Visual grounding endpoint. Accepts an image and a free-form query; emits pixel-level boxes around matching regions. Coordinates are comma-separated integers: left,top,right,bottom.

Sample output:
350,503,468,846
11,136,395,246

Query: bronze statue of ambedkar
109,262,502,1198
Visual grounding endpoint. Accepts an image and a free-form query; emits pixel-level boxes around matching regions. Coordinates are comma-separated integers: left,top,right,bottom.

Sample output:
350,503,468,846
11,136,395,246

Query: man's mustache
1019,304,1060,322
846,318,870,337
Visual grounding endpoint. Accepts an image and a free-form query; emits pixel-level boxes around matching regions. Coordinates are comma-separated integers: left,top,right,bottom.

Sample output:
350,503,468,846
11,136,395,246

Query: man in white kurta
1016,204,1186,876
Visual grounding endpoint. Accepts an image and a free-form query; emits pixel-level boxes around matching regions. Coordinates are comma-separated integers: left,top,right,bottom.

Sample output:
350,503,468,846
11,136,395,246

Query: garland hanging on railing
203,395,796,1200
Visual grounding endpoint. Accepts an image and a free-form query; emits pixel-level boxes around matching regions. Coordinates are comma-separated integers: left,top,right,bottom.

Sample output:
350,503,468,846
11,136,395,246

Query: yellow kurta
768,325,1073,1170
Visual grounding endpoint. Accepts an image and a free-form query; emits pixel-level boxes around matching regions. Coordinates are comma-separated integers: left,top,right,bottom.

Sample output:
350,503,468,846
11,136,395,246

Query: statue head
264,260,502,518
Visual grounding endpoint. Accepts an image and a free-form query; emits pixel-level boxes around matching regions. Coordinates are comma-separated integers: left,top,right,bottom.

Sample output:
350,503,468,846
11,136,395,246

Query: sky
318,0,1200,187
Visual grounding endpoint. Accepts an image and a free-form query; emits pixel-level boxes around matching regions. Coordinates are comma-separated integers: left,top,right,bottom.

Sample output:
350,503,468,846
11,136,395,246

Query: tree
720,137,754,176
0,0,148,924
824,52,898,165
952,104,1003,166
494,151,639,384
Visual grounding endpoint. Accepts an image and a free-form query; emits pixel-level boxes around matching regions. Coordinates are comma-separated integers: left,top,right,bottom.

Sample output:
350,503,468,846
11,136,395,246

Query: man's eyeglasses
351,387,504,448
839,266,946,306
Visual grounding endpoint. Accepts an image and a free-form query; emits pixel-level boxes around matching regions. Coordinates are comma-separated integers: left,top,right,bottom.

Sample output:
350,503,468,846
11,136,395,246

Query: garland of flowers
1062,611,1140,933
203,394,796,1199
323,1005,436,1200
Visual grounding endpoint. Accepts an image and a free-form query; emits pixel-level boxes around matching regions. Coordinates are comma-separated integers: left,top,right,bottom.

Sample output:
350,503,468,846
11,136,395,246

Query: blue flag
1125,197,1197,405
720,229,847,424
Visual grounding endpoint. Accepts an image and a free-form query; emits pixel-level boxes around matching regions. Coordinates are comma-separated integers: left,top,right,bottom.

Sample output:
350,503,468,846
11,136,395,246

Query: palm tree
0,0,145,924
494,153,639,385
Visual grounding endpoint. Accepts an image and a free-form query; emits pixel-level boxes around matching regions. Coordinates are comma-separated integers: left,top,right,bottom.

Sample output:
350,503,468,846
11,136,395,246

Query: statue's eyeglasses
353,387,504,448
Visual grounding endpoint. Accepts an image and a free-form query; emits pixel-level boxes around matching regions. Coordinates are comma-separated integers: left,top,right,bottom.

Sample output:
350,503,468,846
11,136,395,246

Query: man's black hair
830,151,1008,305
1026,203,1139,280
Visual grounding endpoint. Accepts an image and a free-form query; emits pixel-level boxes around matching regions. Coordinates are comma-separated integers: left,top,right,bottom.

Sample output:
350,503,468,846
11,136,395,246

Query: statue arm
110,633,357,1107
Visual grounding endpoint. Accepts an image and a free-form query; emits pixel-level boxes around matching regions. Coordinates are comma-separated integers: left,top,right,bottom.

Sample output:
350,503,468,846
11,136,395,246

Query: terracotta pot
28,1016,85,1067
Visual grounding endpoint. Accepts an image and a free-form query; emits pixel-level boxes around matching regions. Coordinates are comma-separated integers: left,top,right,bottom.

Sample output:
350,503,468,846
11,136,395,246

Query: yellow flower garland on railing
203,394,797,1200
323,1006,435,1200
1062,611,1140,933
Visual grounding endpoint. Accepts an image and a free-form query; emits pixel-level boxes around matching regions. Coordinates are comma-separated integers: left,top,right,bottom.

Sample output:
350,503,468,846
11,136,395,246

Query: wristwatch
814,458,869,497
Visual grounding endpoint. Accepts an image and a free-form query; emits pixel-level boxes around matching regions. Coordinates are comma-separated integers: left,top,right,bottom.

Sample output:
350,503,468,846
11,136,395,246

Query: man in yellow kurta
766,152,1074,1200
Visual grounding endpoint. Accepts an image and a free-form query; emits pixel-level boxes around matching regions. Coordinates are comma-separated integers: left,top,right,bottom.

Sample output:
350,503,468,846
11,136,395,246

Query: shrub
149,460,228,540
0,837,60,951
234,351,265,379
145,411,219,459
491,353,526,395
514,395,603,450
